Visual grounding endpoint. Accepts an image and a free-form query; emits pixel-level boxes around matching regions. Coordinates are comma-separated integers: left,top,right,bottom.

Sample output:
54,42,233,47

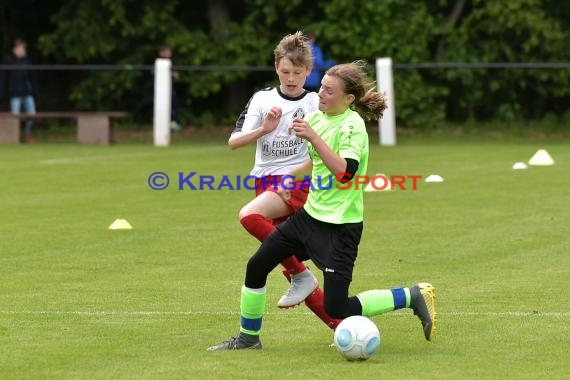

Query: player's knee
238,206,250,220
245,255,257,275
245,252,272,289
239,209,260,231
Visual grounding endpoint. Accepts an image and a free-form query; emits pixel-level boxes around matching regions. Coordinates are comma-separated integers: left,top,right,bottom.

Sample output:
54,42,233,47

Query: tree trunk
208,0,244,116
435,0,467,61
208,0,231,40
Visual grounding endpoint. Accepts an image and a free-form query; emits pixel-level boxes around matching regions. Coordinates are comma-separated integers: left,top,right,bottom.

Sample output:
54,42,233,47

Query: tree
4,0,567,128
443,0,570,121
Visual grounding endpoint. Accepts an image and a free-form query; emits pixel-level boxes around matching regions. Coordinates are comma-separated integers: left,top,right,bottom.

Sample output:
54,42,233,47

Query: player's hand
288,118,316,142
261,107,282,134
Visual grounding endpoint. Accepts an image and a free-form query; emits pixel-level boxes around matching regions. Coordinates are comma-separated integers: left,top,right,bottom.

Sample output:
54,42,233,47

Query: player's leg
356,284,437,341
317,219,436,340
207,226,299,351
321,276,436,341
277,188,342,328
321,277,436,341
325,222,436,340
239,191,317,305
265,186,342,328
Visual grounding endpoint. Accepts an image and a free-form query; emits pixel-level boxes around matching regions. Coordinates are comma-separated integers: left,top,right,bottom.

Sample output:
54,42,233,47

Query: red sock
305,287,343,330
280,256,307,276
240,214,275,242
240,214,307,275
282,270,342,330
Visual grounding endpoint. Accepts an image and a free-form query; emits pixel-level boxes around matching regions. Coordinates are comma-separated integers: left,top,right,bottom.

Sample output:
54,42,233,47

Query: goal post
375,58,396,146
153,58,172,147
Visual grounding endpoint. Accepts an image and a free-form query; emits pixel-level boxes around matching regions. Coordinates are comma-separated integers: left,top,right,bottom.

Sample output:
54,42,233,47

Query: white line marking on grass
1,310,568,317
39,147,229,165
39,153,155,165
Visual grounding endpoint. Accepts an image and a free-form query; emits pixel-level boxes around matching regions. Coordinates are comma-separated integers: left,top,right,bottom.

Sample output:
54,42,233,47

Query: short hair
158,44,171,54
273,31,313,68
13,38,27,48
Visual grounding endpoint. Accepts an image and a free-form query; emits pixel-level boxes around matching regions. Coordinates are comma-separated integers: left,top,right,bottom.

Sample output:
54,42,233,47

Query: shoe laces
222,337,239,349
284,273,311,295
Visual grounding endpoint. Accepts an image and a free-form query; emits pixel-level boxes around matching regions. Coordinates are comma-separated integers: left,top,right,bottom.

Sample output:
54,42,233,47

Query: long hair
325,60,387,121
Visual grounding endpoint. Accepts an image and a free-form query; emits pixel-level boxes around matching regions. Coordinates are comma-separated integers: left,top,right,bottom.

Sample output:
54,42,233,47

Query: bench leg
77,116,112,145
0,117,21,144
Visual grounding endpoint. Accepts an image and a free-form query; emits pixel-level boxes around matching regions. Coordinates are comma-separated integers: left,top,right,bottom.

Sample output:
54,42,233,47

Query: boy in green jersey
209,61,436,351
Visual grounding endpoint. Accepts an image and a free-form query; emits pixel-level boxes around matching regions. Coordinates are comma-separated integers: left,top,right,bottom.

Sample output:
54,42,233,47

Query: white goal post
375,58,396,146
152,58,395,147
153,58,172,147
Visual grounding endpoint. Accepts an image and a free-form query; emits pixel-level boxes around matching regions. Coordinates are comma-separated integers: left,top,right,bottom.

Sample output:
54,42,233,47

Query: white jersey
234,87,319,177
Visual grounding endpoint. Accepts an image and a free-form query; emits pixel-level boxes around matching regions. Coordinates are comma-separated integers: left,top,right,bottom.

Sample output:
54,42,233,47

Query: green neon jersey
304,108,369,224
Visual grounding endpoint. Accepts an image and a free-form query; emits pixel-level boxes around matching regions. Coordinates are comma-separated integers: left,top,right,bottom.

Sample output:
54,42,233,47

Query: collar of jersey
276,86,310,101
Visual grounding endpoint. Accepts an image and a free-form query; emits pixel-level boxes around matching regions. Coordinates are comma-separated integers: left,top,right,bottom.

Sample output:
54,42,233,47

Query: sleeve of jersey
240,94,263,133
338,118,367,161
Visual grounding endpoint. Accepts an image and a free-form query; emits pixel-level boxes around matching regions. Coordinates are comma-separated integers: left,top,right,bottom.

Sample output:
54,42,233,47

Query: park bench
0,111,127,145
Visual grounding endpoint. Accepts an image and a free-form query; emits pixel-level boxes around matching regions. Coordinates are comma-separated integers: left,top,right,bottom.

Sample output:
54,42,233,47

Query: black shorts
276,209,363,282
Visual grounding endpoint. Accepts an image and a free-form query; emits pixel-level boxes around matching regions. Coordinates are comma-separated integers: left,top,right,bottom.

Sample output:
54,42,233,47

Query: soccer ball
334,316,380,361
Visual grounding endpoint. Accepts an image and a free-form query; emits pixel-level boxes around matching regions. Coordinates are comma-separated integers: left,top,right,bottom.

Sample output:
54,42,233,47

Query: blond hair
325,60,388,121
273,31,313,68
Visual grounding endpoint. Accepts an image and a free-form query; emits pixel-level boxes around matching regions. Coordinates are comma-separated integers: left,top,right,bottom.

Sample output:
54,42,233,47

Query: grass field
0,138,568,379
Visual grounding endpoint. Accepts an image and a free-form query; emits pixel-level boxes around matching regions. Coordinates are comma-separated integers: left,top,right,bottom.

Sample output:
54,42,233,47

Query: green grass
0,140,568,379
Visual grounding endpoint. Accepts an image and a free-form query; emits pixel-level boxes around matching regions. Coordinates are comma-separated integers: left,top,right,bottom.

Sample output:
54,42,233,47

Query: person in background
304,31,335,92
0,38,39,143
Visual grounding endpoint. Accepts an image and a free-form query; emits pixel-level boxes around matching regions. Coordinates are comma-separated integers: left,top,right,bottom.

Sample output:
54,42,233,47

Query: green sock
239,286,266,336
356,287,410,317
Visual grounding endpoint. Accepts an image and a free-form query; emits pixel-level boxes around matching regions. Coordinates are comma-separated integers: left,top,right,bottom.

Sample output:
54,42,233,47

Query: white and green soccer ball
334,316,380,361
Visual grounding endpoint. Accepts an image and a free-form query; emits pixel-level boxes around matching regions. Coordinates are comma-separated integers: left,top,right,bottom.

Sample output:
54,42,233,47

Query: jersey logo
292,107,305,119
261,140,271,156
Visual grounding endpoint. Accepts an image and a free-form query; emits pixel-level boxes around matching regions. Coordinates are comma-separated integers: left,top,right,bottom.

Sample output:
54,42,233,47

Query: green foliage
319,0,447,128
443,0,570,121
29,0,570,128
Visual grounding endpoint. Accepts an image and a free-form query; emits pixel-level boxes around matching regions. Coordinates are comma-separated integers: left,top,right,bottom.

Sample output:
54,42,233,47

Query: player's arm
229,129,268,150
228,94,281,150
289,118,359,181
290,118,346,175
229,107,281,149
310,135,359,182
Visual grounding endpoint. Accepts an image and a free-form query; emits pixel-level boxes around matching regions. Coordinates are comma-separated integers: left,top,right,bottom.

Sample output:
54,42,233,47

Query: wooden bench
0,111,127,145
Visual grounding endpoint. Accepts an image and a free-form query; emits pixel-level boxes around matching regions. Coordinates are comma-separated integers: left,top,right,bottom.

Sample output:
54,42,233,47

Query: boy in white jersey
227,32,341,330
209,61,437,351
